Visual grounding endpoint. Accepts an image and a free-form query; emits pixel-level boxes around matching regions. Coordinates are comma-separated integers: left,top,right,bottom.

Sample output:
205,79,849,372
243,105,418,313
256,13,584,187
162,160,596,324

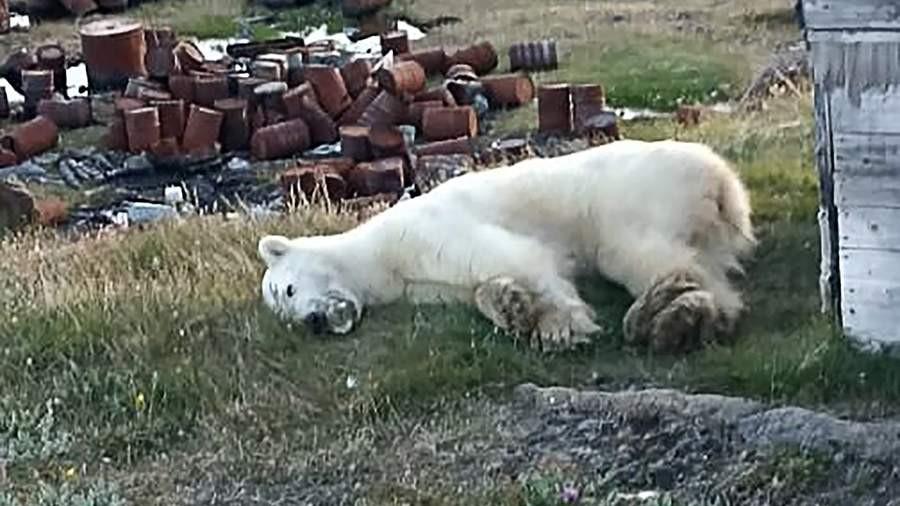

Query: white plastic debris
164,186,186,206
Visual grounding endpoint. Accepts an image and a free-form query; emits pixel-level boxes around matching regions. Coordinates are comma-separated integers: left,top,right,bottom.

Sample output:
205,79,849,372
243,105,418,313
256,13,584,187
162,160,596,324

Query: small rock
124,202,178,225
123,155,153,173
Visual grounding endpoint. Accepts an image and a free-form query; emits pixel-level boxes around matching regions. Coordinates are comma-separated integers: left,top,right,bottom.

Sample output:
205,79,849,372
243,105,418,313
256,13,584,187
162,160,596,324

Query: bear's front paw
532,304,603,353
474,276,538,339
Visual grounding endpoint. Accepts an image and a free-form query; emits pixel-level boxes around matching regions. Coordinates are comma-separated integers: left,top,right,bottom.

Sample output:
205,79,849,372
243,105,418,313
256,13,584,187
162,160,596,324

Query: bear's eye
286,285,295,297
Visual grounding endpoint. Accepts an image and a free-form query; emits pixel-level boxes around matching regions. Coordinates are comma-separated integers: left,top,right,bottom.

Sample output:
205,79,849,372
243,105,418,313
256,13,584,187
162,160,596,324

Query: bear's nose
303,312,328,335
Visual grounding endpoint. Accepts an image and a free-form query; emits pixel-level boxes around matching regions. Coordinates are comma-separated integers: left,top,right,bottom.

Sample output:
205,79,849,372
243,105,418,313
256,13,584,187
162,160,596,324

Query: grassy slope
2,0,900,503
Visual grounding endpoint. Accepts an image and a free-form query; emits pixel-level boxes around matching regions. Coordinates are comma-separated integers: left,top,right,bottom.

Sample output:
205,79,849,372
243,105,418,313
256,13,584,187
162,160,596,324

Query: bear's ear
258,235,292,267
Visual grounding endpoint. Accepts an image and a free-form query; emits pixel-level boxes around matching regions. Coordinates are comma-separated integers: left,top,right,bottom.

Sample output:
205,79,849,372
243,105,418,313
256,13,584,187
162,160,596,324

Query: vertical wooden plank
812,74,842,321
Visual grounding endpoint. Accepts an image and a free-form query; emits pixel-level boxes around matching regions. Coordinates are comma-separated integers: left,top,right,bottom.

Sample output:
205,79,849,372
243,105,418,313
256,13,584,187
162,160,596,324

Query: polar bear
257,139,756,353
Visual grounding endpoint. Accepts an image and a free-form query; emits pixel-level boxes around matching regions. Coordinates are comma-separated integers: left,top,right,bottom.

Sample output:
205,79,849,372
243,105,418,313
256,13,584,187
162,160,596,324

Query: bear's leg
475,274,602,352
595,236,743,353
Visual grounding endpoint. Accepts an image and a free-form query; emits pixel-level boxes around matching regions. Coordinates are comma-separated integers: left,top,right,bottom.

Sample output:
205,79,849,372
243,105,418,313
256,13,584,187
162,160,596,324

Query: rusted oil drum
537,84,572,133
358,90,408,127
251,60,283,82
174,41,205,73
250,118,311,160
123,106,160,153
571,83,606,132
407,100,443,130
182,105,224,153
36,98,92,129
338,85,379,126
237,77,270,103
79,17,147,92
214,98,250,151
168,74,195,103
447,42,498,75
302,65,352,118
380,30,409,55
339,125,372,162
194,75,230,107
342,0,392,17
415,85,457,106
369,125,406,158
282,83,314,117
21,69,54,107
480,73,535,108
398,48,447,76
340,59,372,99
376,60,425,96
35,44,67,95
104,118,128,151
421,106,478,141
151,99,185,140
415,136,474,156
0,116,59,161
347,157,406,197
509,39,558,72
290,92,338,146
145,43,177,79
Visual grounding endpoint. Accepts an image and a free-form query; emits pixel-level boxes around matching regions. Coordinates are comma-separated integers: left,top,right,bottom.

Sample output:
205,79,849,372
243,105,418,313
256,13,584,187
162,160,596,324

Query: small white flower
345,375,359,390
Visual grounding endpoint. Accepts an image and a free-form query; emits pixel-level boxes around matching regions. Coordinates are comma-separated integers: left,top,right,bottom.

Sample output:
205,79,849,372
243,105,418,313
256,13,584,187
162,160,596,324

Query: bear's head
257,234,363,335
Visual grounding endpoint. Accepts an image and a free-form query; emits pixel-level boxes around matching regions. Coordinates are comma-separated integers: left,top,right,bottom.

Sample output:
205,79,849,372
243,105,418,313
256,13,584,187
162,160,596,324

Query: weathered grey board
835,173,900,208
832,133,900,207
838,206,900,250
803,0,900,31
840,277,900,345
840,248,900,284
830,91,900,135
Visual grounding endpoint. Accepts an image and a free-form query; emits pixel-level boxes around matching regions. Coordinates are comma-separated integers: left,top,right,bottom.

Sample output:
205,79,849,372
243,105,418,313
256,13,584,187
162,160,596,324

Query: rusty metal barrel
251,118,311,160
571,83,607,133
338,85,380,126
422,106,478,141
302,65,352,118
124,106,160,153
21,69,54,113
359,90,408,127
339,125,372,162
151,99,185,140
214,98,250,151
340,59,373,99
480,74,535,108
168,74,195,103
376,60,425,96
537,84,572,133
407,100,443,130
347,157,406,197
415,136,474,156
36,98,92,129
447,41,498,75
0,116,59,161
398,48,447,76
35,44,67,96
79,17,148,92
182,104,224,153
193,75,230,107
380,30,409,55
509,39,558,72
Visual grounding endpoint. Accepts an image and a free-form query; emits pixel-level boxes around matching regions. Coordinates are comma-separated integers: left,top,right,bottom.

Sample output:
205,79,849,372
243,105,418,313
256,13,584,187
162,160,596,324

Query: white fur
258,139,755,334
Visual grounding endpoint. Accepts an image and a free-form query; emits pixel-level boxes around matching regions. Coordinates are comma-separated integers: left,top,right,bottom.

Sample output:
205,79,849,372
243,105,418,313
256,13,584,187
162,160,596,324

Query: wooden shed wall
802,0,900,346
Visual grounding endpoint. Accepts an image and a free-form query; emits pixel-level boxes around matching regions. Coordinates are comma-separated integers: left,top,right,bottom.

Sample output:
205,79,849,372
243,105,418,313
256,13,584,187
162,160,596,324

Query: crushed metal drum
447,41,498,75
347,157,405,197
281,166,348,202
35,44,67,95
508,39,558,72
302,65,352,118
194,75,230,107
369,125,407,158
340,59,373,98
339,125,372,162
338,85,380,126
168,74,195,103
571,83,606,132
407,100,443,130
79,17,148,91
421,106,478,141
398,48,447,76
537,84,572,133
36,98,92,129
152,99,186,140
214,98,251,151
358,90,408,127
250,118,311,160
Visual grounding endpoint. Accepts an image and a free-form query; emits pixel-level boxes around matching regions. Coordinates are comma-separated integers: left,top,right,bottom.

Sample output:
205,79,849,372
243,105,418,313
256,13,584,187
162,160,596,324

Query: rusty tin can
481,73,535,108
182,104,224,152
421,106,478,141
194,75,230,107
36,98,92,129
0,115,59,161
168,74,195,103
338,85,380,126
339,125,372,162
123,106,160,153
398,48,447,76
380,30,409,55
340,59,373,99
571,83,607,132
151,99,185,140
537,84,572,133
79,17,147,91
509,39,558,72
250,118,311,160
415,136,474,156
359,90,408,127
214,98,251,151
447,41,498,75
347,157,406,197
376,60,425,96
303,65,352,118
